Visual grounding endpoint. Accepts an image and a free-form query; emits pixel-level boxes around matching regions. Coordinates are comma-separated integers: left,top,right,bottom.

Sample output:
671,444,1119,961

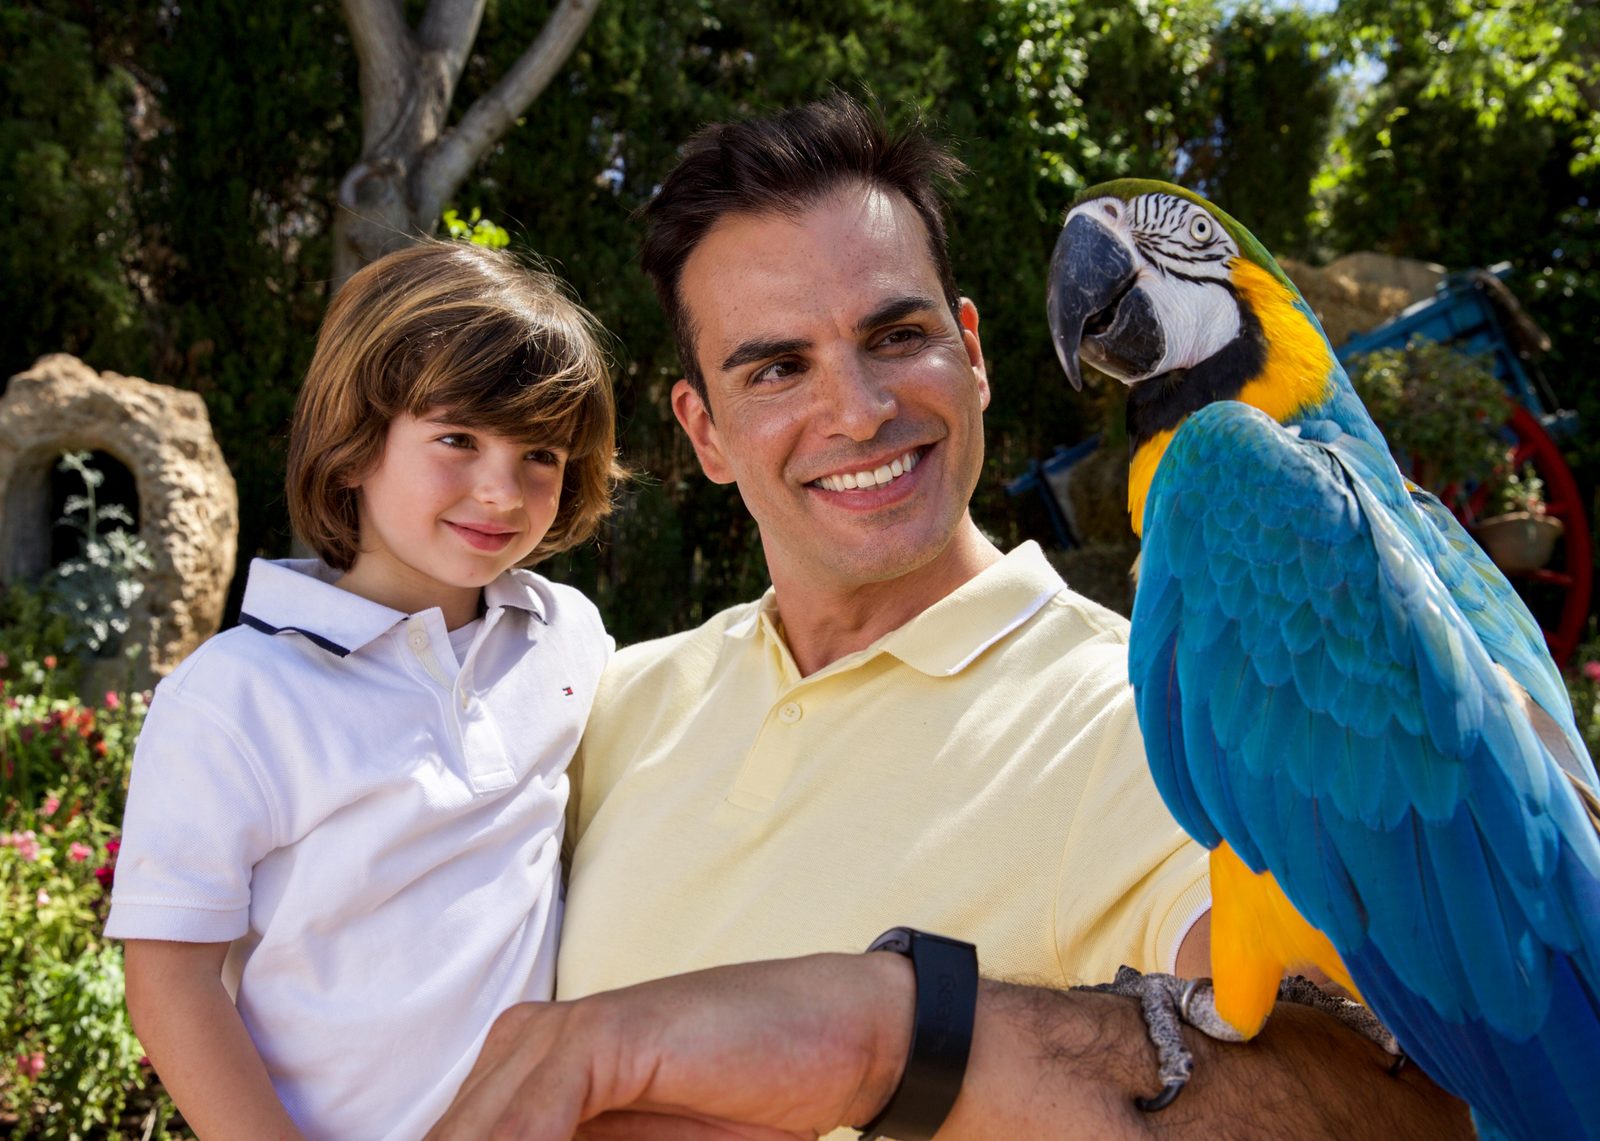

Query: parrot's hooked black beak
1047,209,1164,389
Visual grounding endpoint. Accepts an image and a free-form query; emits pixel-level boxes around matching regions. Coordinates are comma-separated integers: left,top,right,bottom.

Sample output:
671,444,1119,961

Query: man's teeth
816,449,921,493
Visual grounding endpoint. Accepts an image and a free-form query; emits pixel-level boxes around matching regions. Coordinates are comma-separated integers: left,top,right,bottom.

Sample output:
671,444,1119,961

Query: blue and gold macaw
1047,179,1600,1140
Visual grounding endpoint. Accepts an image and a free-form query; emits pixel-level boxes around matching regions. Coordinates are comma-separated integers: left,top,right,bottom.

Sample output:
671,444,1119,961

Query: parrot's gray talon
1077,966,1232,1112
1079,967,1405,1113
1274,974,1402,1058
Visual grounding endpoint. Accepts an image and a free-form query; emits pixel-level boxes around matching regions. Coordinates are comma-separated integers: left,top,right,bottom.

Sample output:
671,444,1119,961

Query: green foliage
1348,341,1508,492
1332,0,1600,174
144,0,357,581
9,0,1589,648
40,453,154,659
442,207,512,249
0,648,179,1136
0,3,143,379
1189,3,1336,256
0,585,78,697
1490,459,1547,518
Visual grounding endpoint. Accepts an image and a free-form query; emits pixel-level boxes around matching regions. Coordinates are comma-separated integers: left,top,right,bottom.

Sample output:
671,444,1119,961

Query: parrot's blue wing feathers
1401,482,1596,789
1130,400,1600,1141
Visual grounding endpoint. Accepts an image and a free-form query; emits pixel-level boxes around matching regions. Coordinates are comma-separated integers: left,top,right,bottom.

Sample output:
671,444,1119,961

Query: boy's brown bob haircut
288,240,623,571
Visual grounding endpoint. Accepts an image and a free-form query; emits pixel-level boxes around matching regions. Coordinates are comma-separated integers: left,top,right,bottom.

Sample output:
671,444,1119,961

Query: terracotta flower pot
1470,511,1565,574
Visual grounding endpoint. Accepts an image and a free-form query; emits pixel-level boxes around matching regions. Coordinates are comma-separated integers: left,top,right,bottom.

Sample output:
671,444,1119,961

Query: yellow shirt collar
725,542,1064,681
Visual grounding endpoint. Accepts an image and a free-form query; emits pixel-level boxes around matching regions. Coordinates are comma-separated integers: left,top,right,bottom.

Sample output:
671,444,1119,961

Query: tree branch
418,0,489,101
342,0,417,152
415,0,601,220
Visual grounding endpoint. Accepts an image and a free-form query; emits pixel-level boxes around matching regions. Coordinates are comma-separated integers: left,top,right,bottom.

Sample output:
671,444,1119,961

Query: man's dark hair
640,92,968,399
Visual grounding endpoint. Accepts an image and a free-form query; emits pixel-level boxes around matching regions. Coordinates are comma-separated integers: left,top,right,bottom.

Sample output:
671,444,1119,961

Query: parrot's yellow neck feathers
1127,259,1334,537
1128,428,1175,538
1230,260,1335,420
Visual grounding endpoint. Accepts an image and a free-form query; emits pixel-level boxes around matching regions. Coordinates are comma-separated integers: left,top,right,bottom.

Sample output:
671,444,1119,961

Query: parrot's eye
1189,215,1213,243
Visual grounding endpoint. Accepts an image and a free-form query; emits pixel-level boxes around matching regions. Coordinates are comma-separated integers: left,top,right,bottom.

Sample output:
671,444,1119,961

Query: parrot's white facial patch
1125,194,1242,375
1081,193,1241,376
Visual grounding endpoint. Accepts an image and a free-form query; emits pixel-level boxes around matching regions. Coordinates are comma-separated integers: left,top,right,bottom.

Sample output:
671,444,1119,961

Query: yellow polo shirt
557,541,1209,1003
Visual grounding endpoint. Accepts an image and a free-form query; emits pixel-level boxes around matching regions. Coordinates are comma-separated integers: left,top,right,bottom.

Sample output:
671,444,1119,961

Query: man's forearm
946,979,1471,1140
428,952,1471,1139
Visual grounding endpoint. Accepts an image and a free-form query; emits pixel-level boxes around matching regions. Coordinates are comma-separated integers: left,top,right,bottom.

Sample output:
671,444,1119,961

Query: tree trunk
334,0,602,288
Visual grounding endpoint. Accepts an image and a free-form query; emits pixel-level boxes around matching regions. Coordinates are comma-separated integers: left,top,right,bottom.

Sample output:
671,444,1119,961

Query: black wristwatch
855,927,979,1141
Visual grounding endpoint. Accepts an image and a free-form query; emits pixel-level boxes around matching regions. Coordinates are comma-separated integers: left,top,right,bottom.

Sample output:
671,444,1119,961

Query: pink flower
9,831,40,861
94,865,114,889
42,655,57,670
68,841,92,863
35,889,49,906
106,837,120,857
1584,661,1600,682
104,691,121,710
42,795,61,817
16,1052,44,1080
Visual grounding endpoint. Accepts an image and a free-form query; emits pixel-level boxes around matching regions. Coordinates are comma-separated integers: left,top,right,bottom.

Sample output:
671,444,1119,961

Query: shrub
0,650,185,1137
1348,340,1509,494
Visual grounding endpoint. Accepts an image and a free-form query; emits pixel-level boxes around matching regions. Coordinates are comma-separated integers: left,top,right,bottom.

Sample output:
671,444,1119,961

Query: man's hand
424,953,913,1141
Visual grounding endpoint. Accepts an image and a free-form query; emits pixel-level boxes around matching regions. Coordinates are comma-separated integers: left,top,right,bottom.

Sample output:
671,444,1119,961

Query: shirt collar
725,542,1065,679
239,559,547,658
484,568,548,624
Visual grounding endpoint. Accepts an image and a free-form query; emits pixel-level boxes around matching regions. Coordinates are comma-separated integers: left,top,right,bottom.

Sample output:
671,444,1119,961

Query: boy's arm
123,939,305,1141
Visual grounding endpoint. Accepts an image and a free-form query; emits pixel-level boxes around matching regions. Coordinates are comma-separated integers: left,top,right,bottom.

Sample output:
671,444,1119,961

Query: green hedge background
3,0,1597,644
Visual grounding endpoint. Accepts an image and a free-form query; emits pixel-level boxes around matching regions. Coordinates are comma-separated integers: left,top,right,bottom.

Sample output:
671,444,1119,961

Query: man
426,95,1470,1139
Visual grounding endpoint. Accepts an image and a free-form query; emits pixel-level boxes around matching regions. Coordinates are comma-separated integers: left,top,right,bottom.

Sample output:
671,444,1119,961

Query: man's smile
809,447,925,493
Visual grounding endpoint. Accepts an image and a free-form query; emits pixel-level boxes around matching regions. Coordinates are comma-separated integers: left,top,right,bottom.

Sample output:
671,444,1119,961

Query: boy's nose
473,459,525,507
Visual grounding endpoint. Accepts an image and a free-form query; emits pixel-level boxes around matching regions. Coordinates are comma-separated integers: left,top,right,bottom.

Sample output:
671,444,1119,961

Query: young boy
106,241,623,1139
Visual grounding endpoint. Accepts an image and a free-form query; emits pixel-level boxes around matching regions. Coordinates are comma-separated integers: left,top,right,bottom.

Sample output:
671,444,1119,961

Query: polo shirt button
778,701,802,724
460,693,470,710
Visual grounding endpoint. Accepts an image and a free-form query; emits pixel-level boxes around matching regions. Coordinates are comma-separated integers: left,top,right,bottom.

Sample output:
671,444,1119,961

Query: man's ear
958,297,991,412
671,379,737,485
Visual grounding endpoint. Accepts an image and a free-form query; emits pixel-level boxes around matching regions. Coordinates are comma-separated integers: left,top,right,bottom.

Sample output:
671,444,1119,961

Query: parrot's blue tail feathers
1347,943,1600,1141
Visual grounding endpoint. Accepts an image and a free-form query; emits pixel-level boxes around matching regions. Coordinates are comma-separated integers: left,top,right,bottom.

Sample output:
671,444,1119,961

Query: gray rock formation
0,354,238,685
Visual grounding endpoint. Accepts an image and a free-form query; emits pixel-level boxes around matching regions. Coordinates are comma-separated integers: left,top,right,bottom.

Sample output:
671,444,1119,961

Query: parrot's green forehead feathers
1072,178,1295,293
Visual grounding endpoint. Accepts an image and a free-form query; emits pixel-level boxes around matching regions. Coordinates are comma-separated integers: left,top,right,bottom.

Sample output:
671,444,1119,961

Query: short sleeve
1053,672,1212,983
104,685,281,943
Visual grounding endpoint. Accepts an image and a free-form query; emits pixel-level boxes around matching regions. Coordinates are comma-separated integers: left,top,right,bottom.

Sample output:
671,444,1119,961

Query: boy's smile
337,409,567,628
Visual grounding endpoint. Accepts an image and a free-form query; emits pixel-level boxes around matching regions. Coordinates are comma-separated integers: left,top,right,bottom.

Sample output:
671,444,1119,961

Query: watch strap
856,927,978,1141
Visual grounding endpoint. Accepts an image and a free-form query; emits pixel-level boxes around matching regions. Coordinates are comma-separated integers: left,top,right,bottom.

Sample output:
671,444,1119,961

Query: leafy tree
1185,3,1337,257
0,4,142,380
334,0,600,283
1320,0,1600,477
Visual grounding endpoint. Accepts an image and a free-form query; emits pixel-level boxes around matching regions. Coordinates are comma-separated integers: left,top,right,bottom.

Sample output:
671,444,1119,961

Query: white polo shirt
107,558,610,1140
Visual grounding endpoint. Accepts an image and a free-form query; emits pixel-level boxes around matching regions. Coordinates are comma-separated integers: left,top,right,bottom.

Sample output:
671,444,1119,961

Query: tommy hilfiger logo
562,686,574,696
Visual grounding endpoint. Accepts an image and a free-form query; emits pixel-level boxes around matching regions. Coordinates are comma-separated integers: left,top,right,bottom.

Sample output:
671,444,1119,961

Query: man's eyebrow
715,296,944,373
857,295,941,333
720,336,811,373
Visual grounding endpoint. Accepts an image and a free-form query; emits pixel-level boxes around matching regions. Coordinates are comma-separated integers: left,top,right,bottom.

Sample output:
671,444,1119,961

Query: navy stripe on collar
240,613,352,658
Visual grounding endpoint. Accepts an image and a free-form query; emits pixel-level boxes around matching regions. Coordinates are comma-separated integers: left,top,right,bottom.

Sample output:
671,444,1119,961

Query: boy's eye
526,448,564,466
437,433,475,449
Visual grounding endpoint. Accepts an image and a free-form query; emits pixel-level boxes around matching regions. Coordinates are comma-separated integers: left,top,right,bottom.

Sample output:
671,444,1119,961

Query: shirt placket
404,611,516,794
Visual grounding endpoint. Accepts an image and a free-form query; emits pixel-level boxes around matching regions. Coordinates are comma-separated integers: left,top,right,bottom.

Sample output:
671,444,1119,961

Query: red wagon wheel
1450,402,1592,668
